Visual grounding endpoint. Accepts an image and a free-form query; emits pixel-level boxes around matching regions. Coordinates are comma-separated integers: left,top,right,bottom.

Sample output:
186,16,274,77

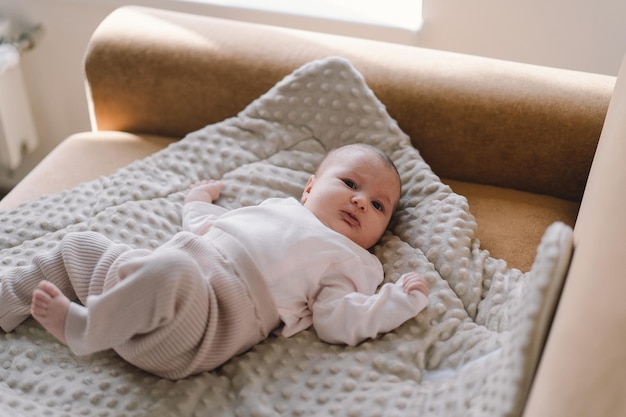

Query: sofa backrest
85,6,615,202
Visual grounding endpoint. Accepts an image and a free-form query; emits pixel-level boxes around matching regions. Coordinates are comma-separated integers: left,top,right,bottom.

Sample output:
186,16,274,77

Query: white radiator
0,20,39,172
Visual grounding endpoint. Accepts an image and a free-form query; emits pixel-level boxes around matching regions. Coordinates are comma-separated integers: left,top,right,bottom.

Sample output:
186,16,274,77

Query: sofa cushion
0,132,174,211
446,179,578,272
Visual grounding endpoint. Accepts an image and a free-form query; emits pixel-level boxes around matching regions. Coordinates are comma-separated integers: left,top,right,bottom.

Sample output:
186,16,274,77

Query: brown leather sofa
1,6,624,416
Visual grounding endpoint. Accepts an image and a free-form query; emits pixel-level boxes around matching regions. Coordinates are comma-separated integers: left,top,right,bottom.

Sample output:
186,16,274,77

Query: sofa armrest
86,6,615,201
523,54,626,417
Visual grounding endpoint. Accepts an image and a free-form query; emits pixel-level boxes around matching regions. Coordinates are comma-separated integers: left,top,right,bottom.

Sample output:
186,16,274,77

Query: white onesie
184,197,429,346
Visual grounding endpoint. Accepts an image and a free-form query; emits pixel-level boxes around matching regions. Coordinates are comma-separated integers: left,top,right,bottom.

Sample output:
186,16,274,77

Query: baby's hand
184,180,224,204
401,272,429,296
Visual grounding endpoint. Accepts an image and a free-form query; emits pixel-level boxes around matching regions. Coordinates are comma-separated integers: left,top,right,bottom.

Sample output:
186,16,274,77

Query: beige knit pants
0,230,280,379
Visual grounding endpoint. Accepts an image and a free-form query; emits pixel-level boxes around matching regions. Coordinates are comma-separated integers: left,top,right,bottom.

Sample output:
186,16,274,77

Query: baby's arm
184,179,224,204
311,272,429,346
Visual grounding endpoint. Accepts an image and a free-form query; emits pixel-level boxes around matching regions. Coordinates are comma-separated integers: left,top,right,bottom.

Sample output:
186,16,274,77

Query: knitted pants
0,230,280,379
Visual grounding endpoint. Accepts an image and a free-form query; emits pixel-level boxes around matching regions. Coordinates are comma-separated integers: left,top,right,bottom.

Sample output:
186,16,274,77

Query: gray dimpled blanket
0,57,572,417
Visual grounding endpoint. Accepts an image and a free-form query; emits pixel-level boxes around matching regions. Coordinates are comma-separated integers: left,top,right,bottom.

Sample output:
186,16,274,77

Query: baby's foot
31,280,70,345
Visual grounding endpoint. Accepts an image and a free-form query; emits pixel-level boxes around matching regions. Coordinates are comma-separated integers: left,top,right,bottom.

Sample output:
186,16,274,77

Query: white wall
0,0,624,189
421,0,626,76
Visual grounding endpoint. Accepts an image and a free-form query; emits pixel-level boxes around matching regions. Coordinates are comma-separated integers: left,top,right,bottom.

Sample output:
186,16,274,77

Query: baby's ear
301,175,316,203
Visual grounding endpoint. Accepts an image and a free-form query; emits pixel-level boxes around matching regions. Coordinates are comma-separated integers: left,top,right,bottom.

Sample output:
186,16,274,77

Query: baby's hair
318,143,400,185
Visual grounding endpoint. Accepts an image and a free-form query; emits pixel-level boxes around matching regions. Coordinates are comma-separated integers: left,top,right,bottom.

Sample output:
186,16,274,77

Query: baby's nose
352,195,367,210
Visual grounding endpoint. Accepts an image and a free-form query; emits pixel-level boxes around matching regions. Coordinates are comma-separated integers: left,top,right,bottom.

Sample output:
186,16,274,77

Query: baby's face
301,148,400,249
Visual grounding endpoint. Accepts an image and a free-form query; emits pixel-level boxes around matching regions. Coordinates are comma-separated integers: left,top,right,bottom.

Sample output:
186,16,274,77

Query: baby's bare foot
31,280,70,345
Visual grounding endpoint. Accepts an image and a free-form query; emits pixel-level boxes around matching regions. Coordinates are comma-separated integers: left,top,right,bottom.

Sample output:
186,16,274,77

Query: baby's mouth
341,211,359,227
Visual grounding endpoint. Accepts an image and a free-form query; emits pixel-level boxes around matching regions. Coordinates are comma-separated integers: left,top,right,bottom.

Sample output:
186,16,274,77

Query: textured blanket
0,57,572,417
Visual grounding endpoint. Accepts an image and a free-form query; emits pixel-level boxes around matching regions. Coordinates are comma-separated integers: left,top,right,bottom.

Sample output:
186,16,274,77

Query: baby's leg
59,231,138,302
0,243,77,332
55,247,210,358
0,231,134,333
30,280,70,345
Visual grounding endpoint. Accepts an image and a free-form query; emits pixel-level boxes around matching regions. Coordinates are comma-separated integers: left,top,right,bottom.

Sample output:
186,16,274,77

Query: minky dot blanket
0,57,573,417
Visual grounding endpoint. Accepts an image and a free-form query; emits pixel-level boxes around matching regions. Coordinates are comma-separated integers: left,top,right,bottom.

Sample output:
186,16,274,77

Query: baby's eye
372,201,384,212
343,179,356,189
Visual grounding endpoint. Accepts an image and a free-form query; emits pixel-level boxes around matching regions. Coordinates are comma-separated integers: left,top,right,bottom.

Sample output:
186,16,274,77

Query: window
79,0,423,43
195,0,423,31
175,0,423,43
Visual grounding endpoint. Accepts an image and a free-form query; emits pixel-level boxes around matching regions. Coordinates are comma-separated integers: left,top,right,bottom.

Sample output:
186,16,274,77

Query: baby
3,143,429,379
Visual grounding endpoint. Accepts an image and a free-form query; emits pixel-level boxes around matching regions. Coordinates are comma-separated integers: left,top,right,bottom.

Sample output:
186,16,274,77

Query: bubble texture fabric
0,57,572,417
